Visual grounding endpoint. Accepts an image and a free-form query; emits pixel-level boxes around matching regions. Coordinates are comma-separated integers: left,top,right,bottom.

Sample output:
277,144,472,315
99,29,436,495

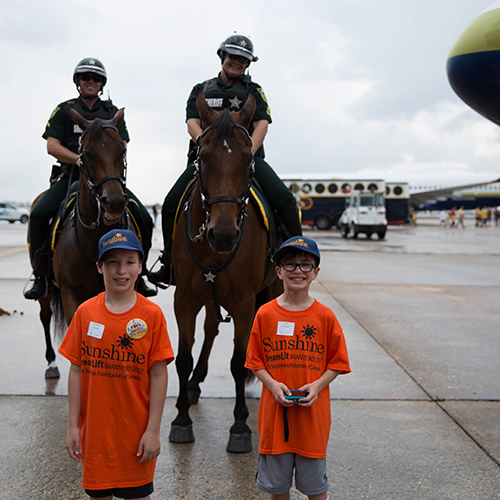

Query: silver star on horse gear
229,96,243,109
204,270,217,283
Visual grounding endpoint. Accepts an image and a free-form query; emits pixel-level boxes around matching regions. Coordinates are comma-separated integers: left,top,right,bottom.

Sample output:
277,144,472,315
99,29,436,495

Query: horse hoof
45,363,60,379
227,432,252,453
169,424,195,443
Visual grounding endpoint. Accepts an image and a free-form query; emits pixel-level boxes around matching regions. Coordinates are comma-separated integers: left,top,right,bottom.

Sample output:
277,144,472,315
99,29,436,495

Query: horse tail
50,287,67,342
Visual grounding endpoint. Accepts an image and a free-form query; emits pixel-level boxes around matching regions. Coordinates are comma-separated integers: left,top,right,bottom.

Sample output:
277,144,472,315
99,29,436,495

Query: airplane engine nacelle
447,2,500,126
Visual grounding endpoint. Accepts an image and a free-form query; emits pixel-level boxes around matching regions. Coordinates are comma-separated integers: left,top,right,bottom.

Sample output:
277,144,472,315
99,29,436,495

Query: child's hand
65,428,83,462
137,430,161,463
269,381,295,407
297,383,320,407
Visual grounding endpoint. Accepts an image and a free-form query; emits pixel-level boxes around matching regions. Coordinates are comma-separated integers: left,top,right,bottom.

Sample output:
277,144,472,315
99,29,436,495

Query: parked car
0,202,29,223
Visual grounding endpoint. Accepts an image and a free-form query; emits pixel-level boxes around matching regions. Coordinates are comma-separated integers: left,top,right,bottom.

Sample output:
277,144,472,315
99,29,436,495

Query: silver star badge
229,96,243,109
239,40,247,48
89,59,96,65
204,270,217,283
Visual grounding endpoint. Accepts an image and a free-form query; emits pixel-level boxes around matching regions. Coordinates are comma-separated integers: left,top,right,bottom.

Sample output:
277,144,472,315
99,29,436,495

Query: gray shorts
256,453,329,496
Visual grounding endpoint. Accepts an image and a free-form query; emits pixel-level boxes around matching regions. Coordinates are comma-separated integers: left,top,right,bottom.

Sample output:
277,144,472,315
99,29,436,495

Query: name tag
277,321,295,336
87,321,105,339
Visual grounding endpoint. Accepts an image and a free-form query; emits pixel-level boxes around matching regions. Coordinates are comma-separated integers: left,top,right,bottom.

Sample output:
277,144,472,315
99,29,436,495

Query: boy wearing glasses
246,236,351,500
25,57,156,300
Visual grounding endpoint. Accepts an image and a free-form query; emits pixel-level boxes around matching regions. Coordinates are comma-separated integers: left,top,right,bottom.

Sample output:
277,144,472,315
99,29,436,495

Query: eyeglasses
79,73,104,83
227,53,248,64
280,262,316,273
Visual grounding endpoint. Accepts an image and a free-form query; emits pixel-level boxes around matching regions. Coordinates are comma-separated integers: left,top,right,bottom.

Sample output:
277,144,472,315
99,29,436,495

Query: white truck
340,190,387,239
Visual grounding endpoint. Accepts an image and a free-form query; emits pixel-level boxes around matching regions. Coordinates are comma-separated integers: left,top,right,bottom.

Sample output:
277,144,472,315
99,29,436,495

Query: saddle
49,181,141,256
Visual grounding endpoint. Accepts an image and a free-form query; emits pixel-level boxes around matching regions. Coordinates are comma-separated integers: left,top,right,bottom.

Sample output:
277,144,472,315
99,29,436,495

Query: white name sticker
277,321,295,336
87,321,105,339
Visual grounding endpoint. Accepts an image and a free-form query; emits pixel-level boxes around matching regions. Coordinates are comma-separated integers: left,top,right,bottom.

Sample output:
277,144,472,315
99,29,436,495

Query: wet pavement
0,221,499,499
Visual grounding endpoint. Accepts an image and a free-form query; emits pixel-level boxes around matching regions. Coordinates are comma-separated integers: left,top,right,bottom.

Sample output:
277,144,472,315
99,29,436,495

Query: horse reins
185,122,255,323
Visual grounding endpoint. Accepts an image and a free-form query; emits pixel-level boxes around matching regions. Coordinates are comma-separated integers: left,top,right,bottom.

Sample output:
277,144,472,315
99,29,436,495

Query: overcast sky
1,0,498,204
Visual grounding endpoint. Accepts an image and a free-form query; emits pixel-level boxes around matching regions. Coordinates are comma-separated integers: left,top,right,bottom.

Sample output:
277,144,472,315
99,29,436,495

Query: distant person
59,229,174,500
475,206,481,227
449,207,457,228
246,236,351,500
148,33,302,287
494,207,500,227
152,204,159,228
457,206,465,228
481,206,489,227
24,57,156,300
439,210,447,227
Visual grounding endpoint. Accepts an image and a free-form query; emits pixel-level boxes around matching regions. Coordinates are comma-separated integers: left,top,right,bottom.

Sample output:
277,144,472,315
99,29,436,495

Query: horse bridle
185,121,255,323
75,124,128,230
191,122,255,241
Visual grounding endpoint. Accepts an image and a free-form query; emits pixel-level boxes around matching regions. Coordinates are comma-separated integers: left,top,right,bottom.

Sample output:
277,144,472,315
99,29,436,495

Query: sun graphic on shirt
116,335,134,350
301,324,317,339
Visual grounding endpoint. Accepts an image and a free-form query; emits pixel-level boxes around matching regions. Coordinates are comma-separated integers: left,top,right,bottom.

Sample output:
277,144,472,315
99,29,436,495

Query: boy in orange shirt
246,236,350,500
59,229,174,500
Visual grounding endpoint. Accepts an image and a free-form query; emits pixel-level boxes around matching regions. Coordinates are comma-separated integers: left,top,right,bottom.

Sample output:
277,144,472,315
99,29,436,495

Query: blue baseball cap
273,236,320,265
97,229,144,263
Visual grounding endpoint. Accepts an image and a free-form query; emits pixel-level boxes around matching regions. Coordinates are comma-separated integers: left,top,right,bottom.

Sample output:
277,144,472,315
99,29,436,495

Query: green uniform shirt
185,73,272,123
43,96,130,147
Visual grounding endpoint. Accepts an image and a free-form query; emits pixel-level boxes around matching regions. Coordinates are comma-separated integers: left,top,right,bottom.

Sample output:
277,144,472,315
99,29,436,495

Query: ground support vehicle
340,190,387,239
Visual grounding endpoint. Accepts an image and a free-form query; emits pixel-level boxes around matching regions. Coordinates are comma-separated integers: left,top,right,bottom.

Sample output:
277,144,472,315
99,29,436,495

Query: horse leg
188,303,219,404
226,298,255,453
169,293,201,444
40,296,60,379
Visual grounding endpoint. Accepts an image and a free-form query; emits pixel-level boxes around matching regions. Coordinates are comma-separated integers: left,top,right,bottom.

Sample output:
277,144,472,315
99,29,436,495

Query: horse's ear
196,91,220,128
109,108,125,129
70,108,92,131
234,93,256,130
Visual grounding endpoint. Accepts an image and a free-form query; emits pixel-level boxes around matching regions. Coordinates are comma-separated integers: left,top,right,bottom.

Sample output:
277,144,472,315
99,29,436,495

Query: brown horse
169,92,281,453
33,108,130,378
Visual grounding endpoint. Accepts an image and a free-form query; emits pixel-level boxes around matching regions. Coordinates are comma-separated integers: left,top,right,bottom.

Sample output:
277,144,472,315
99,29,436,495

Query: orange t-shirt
245,299,350,458
59,292,175,490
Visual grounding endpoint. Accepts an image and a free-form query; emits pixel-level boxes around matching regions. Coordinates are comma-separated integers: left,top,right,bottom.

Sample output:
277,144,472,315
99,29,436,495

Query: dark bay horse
33,108,130,378
169,92,280,453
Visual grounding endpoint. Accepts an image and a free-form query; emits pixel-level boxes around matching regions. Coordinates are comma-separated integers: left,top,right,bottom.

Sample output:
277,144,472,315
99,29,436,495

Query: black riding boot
277,199,303,238
147,237,174,287
24,220,50,300
137,247,158,297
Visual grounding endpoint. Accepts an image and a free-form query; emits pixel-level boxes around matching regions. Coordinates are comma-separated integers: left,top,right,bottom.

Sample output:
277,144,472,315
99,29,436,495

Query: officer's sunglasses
227,53,248,64
79,73,104,83
280,262,316,273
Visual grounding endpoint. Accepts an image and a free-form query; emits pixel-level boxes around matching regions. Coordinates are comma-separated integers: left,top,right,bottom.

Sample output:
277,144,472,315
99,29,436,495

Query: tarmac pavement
0,221,499,499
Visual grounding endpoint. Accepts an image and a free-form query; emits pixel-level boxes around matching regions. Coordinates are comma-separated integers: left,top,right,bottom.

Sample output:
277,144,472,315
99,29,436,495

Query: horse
169,92,281,453
32,108,130,378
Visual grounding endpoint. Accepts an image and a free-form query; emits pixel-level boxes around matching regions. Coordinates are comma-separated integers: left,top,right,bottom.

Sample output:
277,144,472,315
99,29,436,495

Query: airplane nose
447,2,500,126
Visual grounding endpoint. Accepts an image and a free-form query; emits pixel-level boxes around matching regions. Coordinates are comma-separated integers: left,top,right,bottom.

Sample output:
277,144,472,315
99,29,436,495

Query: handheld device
284,390,309,402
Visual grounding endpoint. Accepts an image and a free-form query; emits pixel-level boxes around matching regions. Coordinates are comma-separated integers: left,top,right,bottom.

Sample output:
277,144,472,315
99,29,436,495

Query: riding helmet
73,57,107,86
217,33,258,63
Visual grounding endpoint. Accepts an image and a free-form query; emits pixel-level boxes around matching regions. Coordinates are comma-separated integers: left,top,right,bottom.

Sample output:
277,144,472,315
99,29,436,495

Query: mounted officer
148,33,302,286
24,57,156,299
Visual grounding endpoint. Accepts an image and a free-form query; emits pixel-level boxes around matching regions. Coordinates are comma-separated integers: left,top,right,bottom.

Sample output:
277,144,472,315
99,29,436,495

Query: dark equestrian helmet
73,57,107,86
217,33,259,63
